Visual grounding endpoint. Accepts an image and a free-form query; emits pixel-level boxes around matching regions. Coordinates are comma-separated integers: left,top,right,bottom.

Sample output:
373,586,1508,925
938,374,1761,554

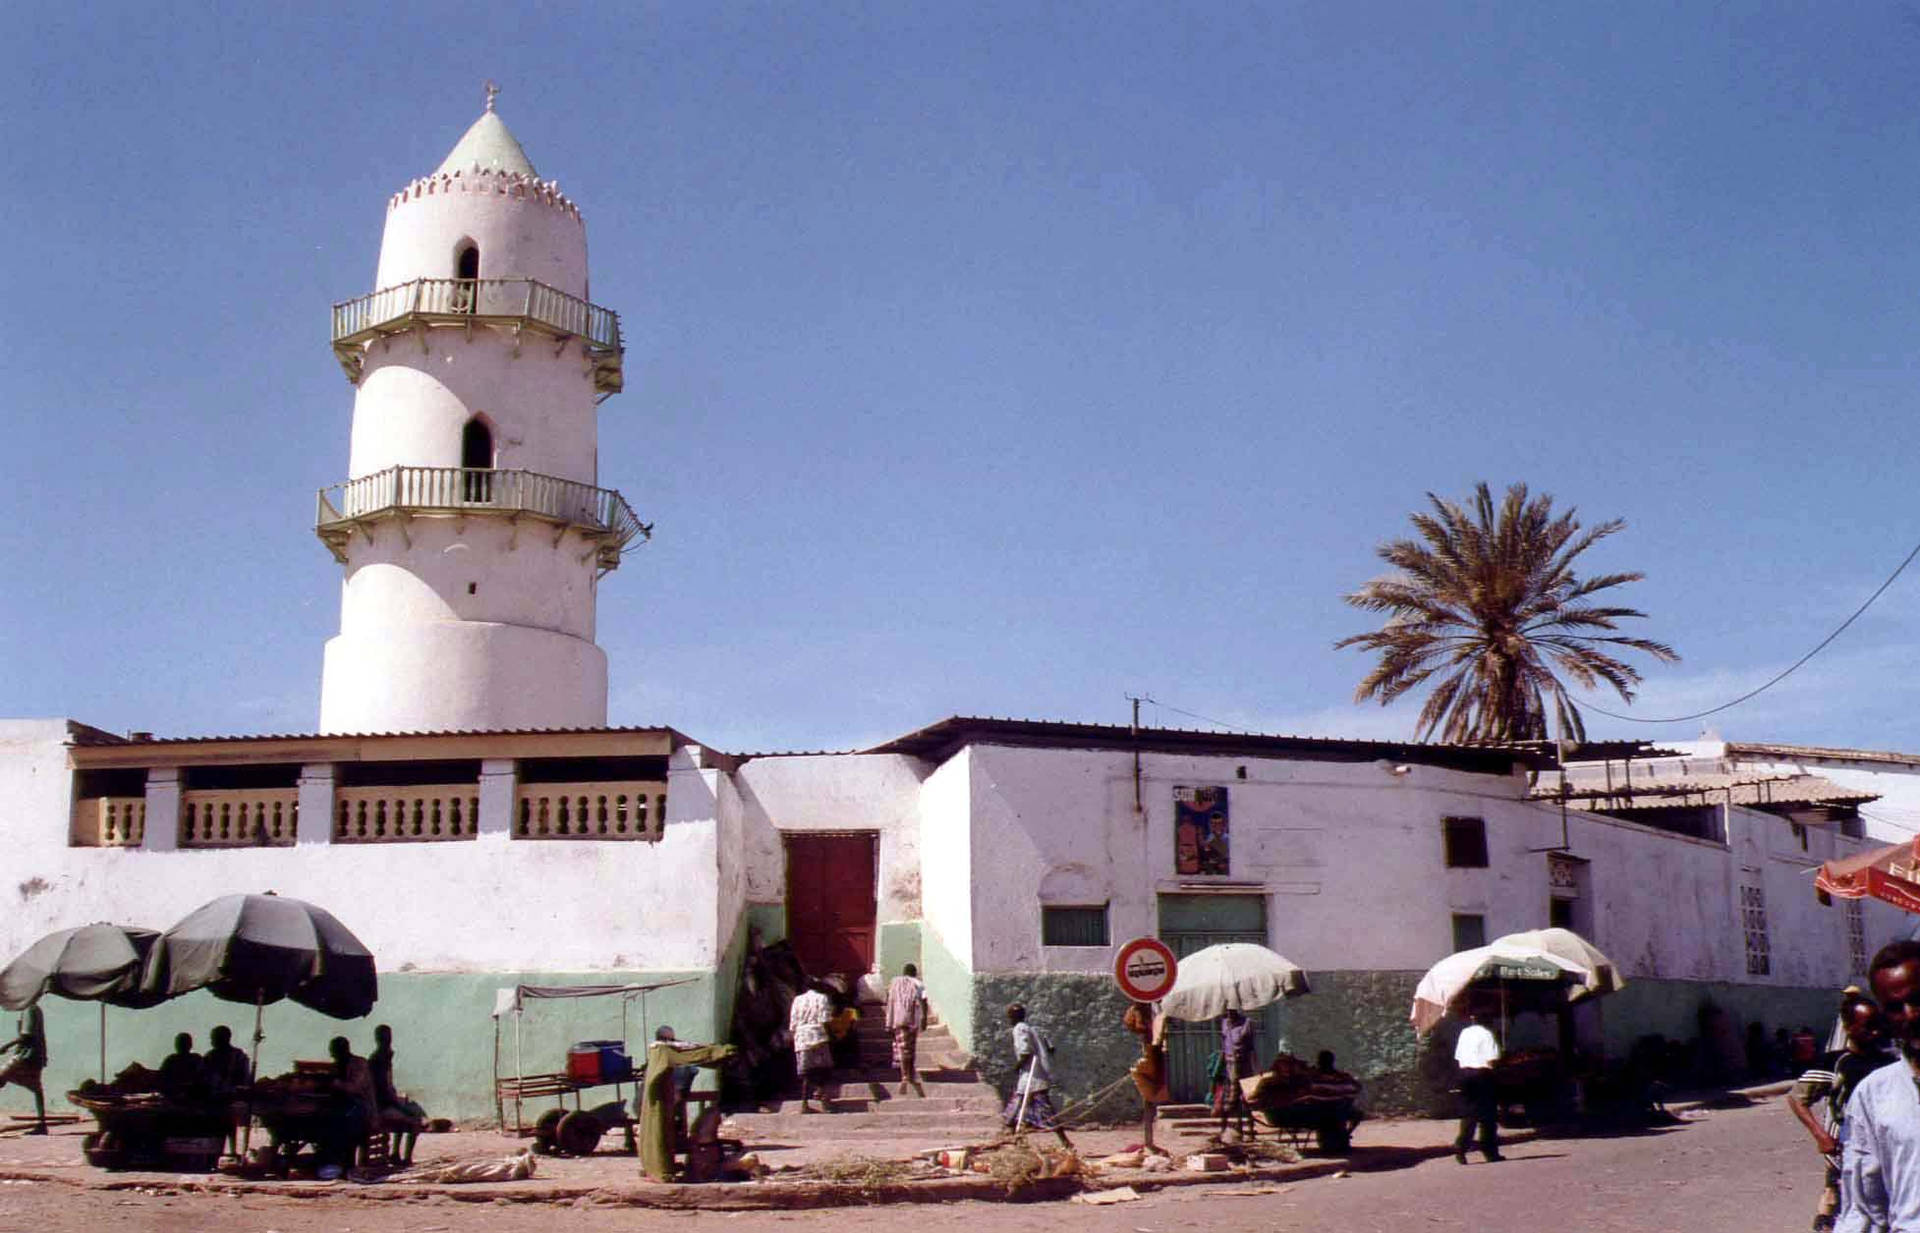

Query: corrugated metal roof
1727,740,1920,769
862,715,1529,774
1534,772,1878,809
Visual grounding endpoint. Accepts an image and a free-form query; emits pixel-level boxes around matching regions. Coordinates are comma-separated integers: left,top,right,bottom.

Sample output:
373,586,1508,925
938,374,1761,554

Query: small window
1443,816,1489,868
1451,913,1486,952
1549,897,1575,930
1042,905,1110,947
1741,883,1771,976
1848,899,1868,976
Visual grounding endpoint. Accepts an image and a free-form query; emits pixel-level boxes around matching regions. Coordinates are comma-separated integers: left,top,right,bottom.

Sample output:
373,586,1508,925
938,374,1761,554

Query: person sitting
158,1032,205,1102
202,1025,253,1158
203,1026,251,1097
321,1035,379,1170
368,1024,428,1166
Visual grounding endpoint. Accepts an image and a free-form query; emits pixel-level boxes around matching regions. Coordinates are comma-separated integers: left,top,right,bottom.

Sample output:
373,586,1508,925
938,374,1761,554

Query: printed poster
1174,785,1230,876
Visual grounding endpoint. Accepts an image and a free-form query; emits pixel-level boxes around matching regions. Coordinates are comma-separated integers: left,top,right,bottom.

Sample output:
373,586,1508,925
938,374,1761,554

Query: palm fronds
1335,482,1678,743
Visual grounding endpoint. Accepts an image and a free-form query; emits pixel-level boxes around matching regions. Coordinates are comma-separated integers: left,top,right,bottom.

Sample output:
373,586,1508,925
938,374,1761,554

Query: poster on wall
1173,785,1230,875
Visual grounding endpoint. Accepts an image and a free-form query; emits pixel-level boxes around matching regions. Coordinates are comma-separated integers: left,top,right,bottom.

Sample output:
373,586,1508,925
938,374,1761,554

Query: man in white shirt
1453,1008,1504,1164
1839,940,1920,1232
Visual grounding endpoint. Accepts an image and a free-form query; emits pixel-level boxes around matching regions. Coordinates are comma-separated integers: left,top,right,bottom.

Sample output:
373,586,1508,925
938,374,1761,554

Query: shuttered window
1042,905,1110,947
1451,913,1487,952
1443,816,1489,868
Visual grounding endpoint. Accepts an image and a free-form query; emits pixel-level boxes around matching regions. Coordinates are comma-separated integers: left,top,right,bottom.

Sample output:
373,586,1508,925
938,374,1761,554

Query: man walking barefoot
885,964,928,1098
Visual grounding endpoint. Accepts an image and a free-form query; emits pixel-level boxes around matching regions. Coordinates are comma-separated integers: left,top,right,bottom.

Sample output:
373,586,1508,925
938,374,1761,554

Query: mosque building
1,97,1903,1121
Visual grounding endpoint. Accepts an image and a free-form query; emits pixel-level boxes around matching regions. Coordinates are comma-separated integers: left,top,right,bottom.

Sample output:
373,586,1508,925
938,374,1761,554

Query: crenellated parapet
389,165,582,222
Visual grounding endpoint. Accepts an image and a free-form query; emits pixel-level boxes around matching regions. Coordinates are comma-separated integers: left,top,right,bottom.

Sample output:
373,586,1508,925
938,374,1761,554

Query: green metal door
1157,893,1274,1104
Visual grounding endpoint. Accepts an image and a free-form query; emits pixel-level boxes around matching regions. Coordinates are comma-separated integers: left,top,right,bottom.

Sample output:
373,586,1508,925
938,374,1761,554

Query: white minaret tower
317,87,645,734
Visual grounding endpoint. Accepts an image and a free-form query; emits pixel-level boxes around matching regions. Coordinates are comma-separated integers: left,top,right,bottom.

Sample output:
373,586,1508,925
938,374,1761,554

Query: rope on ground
1049,1074,1140,1128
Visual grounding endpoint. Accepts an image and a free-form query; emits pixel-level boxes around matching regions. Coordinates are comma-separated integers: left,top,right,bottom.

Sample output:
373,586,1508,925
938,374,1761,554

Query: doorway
784,832,878,982
461,418,494,502
1158,892,1272,1102
453,242,479,312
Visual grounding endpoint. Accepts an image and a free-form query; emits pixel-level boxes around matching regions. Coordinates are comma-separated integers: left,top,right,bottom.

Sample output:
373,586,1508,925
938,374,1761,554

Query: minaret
317,87,645,734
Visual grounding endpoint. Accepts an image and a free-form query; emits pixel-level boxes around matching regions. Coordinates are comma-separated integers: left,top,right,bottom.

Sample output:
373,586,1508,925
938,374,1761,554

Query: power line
1135,695,1252,734
1580,535,1920,725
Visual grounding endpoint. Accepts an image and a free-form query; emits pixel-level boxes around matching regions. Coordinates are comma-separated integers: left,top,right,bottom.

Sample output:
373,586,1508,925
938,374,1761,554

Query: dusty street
0,1097,1819,1233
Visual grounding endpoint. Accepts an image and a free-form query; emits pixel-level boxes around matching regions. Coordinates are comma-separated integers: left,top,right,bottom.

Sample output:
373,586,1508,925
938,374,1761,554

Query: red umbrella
1816,837,1920,914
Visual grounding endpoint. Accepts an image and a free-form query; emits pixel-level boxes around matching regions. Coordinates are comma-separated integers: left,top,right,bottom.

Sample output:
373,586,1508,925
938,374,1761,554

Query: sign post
1113,936,1179,1003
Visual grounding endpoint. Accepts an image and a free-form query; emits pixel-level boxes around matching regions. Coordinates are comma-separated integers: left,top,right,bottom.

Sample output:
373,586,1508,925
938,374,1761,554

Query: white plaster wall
320,618,607,734
918,750,974,967
334,521,599,641
710,758,748,951
731,755,925,924
1,725,720,974
348,335,598,484
1558,800,1892,987
959,743,1883,990
963,745,1549,975
374,186,587,298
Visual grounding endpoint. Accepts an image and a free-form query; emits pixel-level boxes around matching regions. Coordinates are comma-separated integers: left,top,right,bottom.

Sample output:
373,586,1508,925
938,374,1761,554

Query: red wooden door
784,832,878,979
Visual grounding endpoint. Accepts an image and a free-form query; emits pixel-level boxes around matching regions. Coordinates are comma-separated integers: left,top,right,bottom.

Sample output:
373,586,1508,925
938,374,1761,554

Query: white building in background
317,90,644,735
0,96,1905,1122
2,714,1900,1119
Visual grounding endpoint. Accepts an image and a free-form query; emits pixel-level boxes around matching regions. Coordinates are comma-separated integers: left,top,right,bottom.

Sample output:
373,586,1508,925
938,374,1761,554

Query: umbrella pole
99,1004,107,1083
241,991,264,1159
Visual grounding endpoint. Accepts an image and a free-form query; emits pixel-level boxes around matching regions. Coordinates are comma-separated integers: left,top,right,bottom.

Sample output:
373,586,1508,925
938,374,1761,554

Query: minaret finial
484,81,500,113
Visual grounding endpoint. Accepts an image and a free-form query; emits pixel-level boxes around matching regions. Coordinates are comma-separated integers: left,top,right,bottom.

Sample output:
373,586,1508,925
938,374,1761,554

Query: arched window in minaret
452,240,479,312
461,416,494,502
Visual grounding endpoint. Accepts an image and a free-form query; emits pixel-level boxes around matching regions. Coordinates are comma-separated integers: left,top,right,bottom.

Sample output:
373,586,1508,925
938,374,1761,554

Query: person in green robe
638,1032,737,1181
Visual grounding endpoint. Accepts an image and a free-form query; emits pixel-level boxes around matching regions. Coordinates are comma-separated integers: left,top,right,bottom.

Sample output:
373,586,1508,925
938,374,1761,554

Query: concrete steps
723,1000,1004,1139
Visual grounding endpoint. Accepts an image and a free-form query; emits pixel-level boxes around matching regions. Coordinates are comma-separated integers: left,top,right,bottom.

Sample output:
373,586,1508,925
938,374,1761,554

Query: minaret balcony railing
330,278,624,398
316,465,650,575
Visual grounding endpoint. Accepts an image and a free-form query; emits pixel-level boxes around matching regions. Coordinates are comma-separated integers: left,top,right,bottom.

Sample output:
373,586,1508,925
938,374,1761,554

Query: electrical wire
1580,536,1920,725
1139,696,1252,734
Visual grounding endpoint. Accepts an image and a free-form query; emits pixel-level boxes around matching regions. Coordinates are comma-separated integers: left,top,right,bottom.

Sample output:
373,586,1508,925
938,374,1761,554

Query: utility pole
1126,693,1146,815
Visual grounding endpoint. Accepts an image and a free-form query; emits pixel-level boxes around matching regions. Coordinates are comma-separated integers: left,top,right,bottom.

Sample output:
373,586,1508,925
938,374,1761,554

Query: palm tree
1335,482,1678,743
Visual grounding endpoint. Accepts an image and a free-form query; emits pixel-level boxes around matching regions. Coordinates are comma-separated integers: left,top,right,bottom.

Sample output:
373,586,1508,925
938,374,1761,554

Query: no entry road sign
1113,936,1179,1002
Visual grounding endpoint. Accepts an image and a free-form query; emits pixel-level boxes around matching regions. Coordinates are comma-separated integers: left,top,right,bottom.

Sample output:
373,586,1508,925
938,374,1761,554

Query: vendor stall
488,979,697,1138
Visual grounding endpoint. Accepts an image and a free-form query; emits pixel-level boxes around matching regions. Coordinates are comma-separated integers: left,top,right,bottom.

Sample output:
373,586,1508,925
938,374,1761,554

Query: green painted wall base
919,926,974,1052
743,903,787,946
877,921,921,981
969,973,1139,1121
943,969,1859,1119
1,969,722,1126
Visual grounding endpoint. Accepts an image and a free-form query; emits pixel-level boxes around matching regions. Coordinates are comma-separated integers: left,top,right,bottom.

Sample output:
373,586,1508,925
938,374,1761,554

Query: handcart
68,1089,233,1172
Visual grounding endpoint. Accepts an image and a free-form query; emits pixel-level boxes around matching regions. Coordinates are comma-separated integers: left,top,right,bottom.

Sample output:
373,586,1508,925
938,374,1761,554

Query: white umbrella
1159,943,1310,1022
1410,938,1608,1036
1490,928,1625,1001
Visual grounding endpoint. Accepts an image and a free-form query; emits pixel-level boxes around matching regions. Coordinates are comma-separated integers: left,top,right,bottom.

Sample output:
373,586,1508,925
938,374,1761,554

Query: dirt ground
0,1094,1817,1232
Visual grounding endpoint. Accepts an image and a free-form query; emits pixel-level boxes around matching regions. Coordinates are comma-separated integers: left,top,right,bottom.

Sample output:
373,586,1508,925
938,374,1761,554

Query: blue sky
6,2,1920,753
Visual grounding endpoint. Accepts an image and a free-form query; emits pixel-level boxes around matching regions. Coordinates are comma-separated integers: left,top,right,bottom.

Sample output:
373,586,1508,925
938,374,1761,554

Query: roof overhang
862,715,1529,775
69,726,681,770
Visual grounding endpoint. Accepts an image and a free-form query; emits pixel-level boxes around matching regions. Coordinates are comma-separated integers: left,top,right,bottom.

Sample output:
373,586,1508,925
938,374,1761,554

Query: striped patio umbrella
1816,837,1920,914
